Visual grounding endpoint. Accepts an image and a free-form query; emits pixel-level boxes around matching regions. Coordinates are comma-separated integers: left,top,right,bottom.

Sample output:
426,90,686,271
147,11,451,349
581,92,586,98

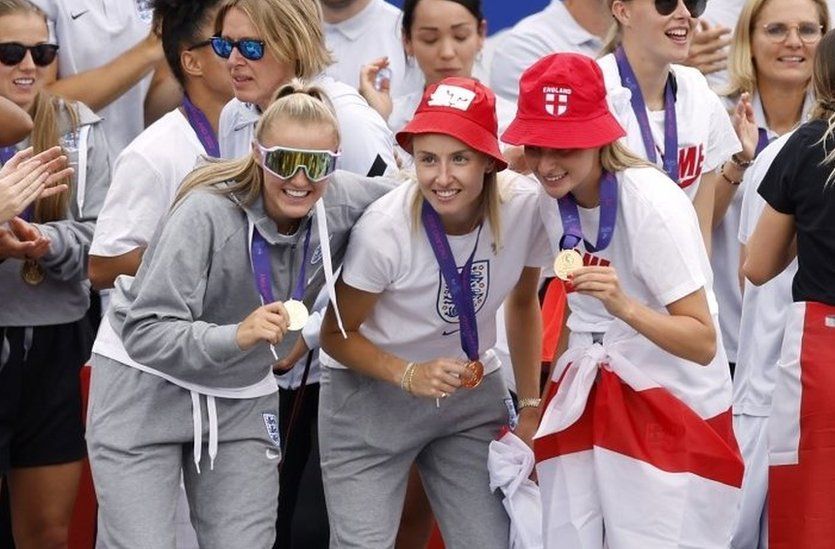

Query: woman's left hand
0,217,49,260
732,92,759,163
569,265,634,320
514,408,539,450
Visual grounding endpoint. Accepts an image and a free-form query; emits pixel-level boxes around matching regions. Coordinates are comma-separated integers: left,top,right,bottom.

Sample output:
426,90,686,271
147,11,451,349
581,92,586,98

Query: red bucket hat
502,53,626,149
396,77,508,171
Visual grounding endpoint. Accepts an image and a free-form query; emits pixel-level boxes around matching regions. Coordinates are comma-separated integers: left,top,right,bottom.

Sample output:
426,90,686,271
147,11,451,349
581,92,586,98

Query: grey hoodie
0,101,110,327
108,170,396,391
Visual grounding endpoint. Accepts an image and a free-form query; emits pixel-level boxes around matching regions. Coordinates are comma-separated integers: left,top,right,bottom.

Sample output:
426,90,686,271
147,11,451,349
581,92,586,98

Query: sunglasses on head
256,143,340,182
0,42,59,66
210,36,265,61
639,0,707,18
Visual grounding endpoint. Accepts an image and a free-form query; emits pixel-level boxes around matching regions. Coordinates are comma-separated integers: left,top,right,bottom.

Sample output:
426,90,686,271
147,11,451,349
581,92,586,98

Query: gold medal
460,360,484,389
284,299,309,331
553,249,583,281
20,260,45,286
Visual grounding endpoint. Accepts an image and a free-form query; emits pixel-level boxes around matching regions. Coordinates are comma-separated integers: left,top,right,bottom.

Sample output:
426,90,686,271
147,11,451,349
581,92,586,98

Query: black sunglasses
210,36,265,61
0,42,59,66
652,0,707,18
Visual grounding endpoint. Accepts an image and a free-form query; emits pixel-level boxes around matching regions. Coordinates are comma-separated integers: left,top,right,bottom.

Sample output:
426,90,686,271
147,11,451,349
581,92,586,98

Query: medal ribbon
755,127,771,157
182,95,220,158
250,221,312,304
421,200,483,362
615,46,679,182
557,171,618,253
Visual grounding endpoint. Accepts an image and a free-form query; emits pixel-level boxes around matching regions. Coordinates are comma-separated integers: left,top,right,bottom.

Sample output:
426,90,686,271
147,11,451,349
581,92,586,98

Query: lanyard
557,171,618,252
615,46,679,182
421,201,483,362
182,95,220,158
755,127,772,157
250,221,312,305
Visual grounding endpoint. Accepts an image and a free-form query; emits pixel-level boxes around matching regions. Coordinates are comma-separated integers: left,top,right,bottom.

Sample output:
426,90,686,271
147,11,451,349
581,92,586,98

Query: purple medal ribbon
250,221,312,304
615,46,679,182
755,127,771,157
182,95,220,158
421,201,483,362
0,145,32,221
557,171,618,253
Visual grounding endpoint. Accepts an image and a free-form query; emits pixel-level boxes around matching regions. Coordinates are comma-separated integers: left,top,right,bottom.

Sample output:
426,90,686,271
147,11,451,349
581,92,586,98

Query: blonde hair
0,0,76,222
600,139,654,172
215,0,333,80
174,80,339,206
808,30,835,186
726,0,829,97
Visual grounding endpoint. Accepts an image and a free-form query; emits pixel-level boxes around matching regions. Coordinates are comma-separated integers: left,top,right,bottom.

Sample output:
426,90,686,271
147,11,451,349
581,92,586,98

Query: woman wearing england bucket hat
503,53,743,548
319,76,550,548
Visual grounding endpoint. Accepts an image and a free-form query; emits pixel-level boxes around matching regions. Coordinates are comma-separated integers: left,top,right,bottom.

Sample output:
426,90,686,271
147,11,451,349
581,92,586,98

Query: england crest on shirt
262,412,280,447
135,0,153,23
436,260,489,323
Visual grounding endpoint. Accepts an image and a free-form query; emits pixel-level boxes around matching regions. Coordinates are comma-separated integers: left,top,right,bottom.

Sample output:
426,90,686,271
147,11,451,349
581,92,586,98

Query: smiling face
525,146,602,205
254,119,339,232
0,11,50,112
751,0,822,89
413,132,493,233
404,0,485,86
615,0,699,65
220,7,293,110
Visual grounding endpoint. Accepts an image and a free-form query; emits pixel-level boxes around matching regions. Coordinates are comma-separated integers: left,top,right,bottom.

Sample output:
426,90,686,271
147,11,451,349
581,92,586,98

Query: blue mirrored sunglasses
210,36,265,61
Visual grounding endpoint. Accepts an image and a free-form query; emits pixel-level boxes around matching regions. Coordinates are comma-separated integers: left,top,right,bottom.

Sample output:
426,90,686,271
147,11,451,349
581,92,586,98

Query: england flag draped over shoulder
534,343,744,548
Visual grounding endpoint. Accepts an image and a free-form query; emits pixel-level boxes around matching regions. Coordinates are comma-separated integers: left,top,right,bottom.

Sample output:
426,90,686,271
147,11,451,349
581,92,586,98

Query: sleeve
631,193,707,307
525,217,552,269
331,93,397,177
37,119,111,282
489,32,546,102
756,137,802,215
90,148,170,257
121,194,242,369
703,85,741,172
340,209,403,294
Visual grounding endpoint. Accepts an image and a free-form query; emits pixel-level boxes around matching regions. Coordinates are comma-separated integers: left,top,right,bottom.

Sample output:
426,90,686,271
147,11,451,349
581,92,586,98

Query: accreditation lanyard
421,201,483,362
557,171,618,253
182,95,220,158
615,46,679,182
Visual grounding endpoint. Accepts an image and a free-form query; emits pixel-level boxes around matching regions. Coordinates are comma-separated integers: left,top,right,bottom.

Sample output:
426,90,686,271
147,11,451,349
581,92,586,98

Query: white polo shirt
31,0,153,162
490,0,603,102
323,0,423,99
218,75,396,177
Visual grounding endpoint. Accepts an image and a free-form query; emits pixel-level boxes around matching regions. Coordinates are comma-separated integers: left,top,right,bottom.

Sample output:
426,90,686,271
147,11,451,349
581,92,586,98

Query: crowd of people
0,0,833,548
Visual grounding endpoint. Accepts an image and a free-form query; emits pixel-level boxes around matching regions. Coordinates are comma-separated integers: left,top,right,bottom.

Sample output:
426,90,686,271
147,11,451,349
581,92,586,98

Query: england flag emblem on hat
544,91,569,117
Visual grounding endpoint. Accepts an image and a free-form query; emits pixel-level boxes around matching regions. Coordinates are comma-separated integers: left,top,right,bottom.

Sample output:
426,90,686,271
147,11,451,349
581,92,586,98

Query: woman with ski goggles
597,0,755,253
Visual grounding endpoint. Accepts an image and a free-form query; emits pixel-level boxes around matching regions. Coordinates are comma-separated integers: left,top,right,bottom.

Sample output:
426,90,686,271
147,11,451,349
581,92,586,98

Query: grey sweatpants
86,354,281,549
319,367,513,549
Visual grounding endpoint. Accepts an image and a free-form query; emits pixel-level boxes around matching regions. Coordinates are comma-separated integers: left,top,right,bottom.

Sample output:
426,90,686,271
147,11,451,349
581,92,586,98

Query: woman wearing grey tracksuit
85,82,395,548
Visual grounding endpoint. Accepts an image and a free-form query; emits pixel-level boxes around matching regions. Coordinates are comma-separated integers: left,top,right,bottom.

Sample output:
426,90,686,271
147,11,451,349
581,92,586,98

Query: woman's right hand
358,57,393,121
236,301,291,351
0,147,71,224
406,359,468,399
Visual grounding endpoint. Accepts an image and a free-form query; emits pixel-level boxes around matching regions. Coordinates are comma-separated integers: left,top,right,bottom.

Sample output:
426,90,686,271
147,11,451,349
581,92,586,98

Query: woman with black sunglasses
598,0,757,254
85,80,395,547
0,0,110,547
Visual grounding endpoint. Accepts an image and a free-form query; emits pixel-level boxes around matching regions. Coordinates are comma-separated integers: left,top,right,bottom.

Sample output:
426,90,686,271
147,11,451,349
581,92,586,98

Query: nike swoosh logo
70,9,89,19
442,329,460,336
265,448,281,460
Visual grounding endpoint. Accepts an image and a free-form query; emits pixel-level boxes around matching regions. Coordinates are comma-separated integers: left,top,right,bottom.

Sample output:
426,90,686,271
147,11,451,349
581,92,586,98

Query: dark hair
152,0,223,86
401,0,483,39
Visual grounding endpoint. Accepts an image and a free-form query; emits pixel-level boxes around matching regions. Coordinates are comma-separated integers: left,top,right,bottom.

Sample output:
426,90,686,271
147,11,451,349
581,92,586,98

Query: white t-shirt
323,0,423,99
490,0,603,102
218,75,396,177
539,166,731,418
320,173,551,375
598,55,742,201
31,0,152,162
733,132,796,417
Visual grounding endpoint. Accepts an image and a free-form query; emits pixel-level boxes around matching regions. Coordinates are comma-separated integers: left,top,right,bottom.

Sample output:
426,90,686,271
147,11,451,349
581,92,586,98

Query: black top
758,119,835,305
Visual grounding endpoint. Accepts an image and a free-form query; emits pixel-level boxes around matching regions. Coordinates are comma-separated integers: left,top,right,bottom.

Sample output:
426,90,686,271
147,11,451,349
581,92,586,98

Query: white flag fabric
488,430,543,549
534,343,744,549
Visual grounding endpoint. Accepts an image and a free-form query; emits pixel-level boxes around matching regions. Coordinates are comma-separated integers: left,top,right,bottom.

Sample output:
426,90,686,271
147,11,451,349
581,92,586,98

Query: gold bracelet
406,363,419,394
517,397,542,410
400,362,415,392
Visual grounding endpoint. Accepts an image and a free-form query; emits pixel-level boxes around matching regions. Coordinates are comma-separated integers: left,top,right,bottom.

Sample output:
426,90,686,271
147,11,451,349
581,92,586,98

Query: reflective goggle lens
0,42,59,66
210,36,265,61
259,145,340,182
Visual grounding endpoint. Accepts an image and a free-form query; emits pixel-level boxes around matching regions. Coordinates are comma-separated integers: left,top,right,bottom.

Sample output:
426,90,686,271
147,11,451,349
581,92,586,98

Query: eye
453,154,470,164
417,153,437,165
524,146,542,157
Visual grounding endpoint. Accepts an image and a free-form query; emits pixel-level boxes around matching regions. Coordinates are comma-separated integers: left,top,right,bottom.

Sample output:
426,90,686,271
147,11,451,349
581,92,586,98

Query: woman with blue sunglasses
84,80,395,548
212,0,395,180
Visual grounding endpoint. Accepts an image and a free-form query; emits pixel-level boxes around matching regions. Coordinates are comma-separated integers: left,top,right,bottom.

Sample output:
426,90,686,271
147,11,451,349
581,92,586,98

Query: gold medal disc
20,260,44,286
553,249,584,281
460,360,484,389
284,299,309,331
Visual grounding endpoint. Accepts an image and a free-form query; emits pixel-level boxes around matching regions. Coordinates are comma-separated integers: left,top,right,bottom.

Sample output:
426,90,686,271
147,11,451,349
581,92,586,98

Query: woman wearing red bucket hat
503,52,742,548
319,77,550,548
596,0,759,253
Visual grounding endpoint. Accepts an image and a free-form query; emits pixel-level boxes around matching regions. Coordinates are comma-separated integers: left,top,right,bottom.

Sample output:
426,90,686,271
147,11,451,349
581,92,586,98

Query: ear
180,49,204,79
476,19,487,50
611,0,631,27
402,33,414,58
251,140,261,162
484,158,496,174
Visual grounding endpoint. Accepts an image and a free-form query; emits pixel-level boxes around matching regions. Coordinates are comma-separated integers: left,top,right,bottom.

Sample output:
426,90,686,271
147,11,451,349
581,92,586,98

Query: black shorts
0,319,92,474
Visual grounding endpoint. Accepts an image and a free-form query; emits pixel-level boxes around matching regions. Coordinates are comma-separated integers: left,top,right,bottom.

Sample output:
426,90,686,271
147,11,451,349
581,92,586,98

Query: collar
323,0,380,42
549,0,602,49
752,89,816,139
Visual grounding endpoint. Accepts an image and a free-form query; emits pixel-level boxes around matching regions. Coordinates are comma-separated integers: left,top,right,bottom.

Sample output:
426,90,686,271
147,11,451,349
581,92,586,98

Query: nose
18,50,36,71
287,167,311,187
672,0,691,19
435,160,454,185
534,149,564,176
227,46,245,68
784,26,804,47
439,37,456,60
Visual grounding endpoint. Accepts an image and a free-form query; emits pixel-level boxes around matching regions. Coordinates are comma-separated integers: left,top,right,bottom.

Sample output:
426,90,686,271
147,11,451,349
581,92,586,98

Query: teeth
667,29,687,37
13,78,33,85
435,189,458,198
284,189,309,198
544,172,567,182
780,57,803,62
